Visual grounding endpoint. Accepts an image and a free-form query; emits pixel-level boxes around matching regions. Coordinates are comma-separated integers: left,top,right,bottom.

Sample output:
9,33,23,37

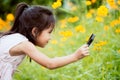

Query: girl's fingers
82,44,89,48
85,53,90,56
85,51,89,54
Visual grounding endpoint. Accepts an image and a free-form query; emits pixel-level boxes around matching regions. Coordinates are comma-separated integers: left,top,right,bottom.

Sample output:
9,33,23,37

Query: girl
0,2,89,80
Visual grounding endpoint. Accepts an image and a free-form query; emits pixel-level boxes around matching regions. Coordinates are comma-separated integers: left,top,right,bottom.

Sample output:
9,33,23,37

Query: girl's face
36,27,53,47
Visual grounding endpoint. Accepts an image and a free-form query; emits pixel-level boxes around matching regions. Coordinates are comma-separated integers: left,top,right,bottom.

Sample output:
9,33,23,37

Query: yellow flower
75,25,86,33
86,36,89,42
118,17,120,24
99,41,107,46
94,43,100,47
61,37,67,42
118,49,120,53
0,18,9,30
89,9,95,14
57,0,62,1
67,16,79,23
6,13,14,21
112,5,118,9
107,0,118,9
91,0,96,3
110,20,116,27
115,29,120,33
60,19,67,24
95,16,103,22
86,12,92,19
86,1,92,6
93,40,107,51
110,19,120,27
104,25,109,31
52,1,62,9
59,31,64,35
96,41,107,46
93,46,102,51
0,18,5,30
0,18,6,26
59,30,73,37
117,0,120,5
0,25,2,30
107,0,114,5
51,40,58,44
97,5,108,17
64,31,73,37
60,25,66,28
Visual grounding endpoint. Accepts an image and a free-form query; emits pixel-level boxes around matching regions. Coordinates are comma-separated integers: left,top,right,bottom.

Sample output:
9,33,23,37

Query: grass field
14,6,120,80
13,19,120,80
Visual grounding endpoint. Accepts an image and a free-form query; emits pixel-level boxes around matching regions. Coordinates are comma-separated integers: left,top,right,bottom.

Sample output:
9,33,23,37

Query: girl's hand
74,44,89,60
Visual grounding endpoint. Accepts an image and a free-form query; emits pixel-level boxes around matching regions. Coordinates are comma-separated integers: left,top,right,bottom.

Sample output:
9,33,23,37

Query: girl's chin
40,44,47,48
36,42,48,48
41,45,45,48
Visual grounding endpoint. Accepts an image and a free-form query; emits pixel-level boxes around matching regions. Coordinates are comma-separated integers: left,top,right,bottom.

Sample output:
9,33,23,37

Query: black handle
87,34,95,46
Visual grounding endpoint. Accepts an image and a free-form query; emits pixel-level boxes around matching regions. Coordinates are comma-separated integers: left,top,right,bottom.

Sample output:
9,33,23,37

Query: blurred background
0,0,120,80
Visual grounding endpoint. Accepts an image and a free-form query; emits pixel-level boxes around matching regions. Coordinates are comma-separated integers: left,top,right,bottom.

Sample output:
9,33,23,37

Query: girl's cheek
48,34,51,40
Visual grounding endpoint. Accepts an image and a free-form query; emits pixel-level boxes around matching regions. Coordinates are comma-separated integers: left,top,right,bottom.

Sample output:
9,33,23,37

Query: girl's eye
49,30,53,33
49,31,52,33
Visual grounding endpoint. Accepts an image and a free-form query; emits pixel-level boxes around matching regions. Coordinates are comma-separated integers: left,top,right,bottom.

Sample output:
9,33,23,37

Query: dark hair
0,2,55,44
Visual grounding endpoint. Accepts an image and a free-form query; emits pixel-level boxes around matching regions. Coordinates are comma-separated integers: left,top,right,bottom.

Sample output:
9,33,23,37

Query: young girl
0,2,89,80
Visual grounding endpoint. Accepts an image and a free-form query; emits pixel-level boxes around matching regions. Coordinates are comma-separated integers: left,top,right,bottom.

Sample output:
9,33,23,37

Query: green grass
11,0,120,79
13,14,120,80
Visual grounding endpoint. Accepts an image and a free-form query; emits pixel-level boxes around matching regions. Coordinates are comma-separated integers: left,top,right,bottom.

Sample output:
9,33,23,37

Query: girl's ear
32,27,38,37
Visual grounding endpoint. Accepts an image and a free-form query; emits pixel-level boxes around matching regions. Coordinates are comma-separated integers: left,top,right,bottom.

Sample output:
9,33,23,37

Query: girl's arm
20,41,89,69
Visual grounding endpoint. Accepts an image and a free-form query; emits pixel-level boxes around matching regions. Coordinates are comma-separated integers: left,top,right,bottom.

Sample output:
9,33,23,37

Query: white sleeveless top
0,33,28,80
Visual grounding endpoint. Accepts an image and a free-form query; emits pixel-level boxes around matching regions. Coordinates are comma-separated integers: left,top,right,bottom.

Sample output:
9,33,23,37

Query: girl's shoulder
0,33,29,55
0,33,28,43
2,33,27,40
